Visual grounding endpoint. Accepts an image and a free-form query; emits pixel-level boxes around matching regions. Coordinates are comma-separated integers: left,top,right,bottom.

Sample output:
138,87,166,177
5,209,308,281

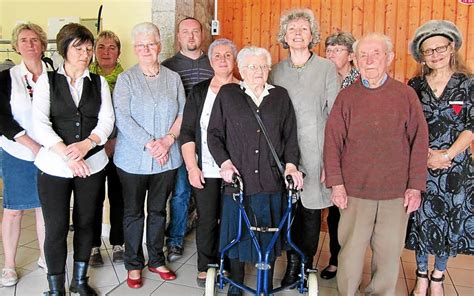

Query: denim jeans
416,253,449,272
166,164,192,247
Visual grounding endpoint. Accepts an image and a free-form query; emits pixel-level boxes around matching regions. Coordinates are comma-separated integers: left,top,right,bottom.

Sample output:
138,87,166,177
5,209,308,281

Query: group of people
0,7,471,296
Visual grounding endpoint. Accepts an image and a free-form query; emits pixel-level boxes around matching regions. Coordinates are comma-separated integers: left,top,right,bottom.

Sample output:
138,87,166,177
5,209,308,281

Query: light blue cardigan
113,64,185,174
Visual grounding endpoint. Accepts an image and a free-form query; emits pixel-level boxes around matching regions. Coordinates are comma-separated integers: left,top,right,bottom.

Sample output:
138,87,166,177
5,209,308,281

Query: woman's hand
427,149,452,170
188,167,205,189
65,140,91,161
284,163,304,190
146,135,174,165
67,159,91,178
220,159,240,183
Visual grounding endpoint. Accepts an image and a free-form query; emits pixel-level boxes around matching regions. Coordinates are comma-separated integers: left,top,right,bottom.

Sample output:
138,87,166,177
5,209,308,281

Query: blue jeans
166,164,192,247
416,253,449,272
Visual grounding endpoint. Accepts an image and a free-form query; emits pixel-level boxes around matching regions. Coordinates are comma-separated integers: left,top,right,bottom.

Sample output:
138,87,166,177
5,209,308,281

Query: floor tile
106,277,162,295
151,281,204,295
447,267,474,288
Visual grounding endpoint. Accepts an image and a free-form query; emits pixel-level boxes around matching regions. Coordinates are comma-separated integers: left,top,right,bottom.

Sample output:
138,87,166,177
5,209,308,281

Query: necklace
143,70,159,78
23,75,33,100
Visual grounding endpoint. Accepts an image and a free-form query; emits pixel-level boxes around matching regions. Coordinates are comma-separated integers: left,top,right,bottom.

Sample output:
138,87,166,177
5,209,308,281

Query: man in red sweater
324,33,429,295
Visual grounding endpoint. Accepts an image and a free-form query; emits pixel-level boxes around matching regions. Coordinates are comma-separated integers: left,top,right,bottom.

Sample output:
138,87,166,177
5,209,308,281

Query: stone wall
152,0,213,60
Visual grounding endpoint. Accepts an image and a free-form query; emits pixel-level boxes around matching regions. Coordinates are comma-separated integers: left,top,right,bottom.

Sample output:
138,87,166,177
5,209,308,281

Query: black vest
48,71,103,159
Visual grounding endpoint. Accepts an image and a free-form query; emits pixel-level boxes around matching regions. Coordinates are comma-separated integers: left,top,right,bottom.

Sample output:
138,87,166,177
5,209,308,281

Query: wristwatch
88,137,97,149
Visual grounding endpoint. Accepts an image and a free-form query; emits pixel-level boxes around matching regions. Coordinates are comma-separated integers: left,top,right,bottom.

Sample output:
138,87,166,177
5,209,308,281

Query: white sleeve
89,76,115,145
32,74,63,149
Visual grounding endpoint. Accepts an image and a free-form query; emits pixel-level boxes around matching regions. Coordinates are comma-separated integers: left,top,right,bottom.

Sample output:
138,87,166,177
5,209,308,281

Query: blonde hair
11,22,48,53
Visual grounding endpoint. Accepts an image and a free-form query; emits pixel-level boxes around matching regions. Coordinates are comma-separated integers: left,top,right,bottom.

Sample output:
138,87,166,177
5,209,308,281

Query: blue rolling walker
205,175,318,296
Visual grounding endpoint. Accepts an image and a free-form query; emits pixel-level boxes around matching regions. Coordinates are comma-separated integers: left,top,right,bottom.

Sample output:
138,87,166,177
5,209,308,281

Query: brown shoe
112,245,124,263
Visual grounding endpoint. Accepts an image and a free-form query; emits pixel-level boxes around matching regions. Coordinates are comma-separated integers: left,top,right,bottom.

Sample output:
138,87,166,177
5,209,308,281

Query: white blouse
199,88,220,178
0,61,46,161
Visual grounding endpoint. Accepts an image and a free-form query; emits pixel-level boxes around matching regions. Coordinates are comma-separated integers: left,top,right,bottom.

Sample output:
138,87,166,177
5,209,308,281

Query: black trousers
289,200,322,258
38,169,105,275
117,168,176,270
327,205,341,266
194,178,222,272
92,160,124,247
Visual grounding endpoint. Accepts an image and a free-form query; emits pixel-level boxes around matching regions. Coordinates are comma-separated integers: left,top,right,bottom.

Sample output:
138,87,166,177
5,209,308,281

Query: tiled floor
1,208,473,295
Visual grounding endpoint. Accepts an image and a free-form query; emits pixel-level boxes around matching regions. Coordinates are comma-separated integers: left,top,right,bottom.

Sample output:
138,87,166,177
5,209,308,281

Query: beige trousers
337,196,408,296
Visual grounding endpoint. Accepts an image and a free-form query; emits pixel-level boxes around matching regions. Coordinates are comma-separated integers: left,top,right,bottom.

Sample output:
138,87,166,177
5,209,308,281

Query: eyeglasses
212,52,234,61
73,46,93,55
325,48,348,55
135,42,159,51
243,64,270,72
421,44,450,56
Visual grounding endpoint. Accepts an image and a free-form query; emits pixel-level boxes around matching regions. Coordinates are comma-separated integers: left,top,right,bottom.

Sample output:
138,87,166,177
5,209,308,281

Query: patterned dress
406,73,473,257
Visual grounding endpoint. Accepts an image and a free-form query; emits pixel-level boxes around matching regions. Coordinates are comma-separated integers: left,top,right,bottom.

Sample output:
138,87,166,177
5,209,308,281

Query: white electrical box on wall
48,16,80,39
211,20,220,35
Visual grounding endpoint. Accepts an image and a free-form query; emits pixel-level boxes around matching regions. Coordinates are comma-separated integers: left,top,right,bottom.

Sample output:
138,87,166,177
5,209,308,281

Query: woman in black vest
32,23,115,296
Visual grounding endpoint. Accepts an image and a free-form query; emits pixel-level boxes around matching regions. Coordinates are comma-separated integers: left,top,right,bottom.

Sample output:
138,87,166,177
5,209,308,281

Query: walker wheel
306,272,318,296
205,267,217,296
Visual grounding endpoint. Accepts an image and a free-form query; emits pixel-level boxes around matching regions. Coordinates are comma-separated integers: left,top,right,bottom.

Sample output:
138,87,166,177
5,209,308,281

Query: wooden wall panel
216,0,473,82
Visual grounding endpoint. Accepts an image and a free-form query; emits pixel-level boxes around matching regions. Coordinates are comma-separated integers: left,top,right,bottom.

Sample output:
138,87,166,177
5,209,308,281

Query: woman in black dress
406,20,473,296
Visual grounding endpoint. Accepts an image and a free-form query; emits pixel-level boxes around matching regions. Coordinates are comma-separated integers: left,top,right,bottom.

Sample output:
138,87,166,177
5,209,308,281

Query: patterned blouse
341,67,360,89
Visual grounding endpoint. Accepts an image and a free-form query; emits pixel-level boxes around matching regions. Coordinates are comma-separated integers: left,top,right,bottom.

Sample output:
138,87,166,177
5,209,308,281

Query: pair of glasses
135,42,159,50
73,46,93,55
421,44,450,56
325,48,348,55
212,53,234,61
244,64,270,71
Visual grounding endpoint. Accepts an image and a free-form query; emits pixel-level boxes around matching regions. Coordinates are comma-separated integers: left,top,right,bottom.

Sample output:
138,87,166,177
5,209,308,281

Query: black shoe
88,247,104,267
227,285,243,296
167,245,183,262
69,261,97,295
320,265,337,280
281,252,301,288
43,273,66,296
409,269,429,296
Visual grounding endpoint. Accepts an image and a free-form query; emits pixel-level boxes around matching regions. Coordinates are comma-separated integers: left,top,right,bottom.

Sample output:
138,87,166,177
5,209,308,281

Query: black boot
69,261,97,296
228,259,244,296
281,251,301,288
43,273,66,296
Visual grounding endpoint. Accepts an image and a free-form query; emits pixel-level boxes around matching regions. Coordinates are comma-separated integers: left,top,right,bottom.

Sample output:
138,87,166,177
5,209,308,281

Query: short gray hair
236,46,272,69
208,38,238,59
277,8,320,49
353,32,393,55
131,22,160,45
325,31,356,53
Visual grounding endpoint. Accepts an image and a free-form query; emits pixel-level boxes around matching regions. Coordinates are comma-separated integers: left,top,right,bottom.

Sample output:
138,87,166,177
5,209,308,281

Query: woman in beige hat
405,20,473,296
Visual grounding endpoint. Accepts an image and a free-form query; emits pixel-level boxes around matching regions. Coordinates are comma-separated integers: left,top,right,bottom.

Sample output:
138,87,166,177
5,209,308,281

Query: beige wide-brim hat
409,20,462,63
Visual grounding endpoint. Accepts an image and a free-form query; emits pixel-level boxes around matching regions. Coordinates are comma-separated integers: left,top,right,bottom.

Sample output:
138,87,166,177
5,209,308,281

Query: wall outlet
211,20,220,35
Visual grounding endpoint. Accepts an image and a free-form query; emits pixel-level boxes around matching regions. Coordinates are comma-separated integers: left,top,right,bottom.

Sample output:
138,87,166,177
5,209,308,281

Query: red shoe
127,270,143,289
148,266,177,280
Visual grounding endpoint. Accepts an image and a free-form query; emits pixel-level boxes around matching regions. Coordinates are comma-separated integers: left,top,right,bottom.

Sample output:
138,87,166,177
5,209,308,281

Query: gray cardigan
269,54,339,209
113,64,185,174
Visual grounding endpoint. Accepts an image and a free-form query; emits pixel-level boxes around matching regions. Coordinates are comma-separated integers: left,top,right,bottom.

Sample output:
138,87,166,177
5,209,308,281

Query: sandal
409,269,429,296
1,268,18,287
430,271,445,296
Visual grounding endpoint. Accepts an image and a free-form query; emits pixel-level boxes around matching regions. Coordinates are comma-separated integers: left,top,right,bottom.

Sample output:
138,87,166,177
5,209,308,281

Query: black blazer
179,78,212,169
0,69,24,140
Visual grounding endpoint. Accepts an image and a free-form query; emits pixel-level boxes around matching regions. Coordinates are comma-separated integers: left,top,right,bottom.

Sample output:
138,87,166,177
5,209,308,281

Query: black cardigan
0,69,24,140
207,83,300,195
179,78,212,169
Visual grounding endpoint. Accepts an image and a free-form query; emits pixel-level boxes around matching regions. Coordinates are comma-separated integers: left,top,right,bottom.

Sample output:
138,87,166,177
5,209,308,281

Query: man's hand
404,188,421,214
331,184,348,209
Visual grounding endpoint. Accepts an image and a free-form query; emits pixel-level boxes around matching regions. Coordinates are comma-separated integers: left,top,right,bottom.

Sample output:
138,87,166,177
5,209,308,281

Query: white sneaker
1,268,18,287
37,257,48,273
